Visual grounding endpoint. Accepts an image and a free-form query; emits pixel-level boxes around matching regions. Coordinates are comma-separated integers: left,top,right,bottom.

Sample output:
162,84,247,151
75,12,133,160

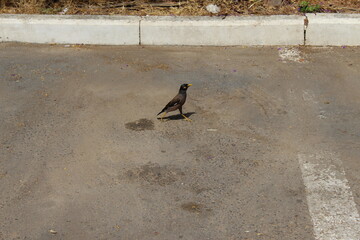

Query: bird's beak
187,84,192,87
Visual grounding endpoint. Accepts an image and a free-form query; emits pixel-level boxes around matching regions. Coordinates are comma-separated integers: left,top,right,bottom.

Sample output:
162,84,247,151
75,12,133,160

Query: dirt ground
0,0,360,15
1,44,360,240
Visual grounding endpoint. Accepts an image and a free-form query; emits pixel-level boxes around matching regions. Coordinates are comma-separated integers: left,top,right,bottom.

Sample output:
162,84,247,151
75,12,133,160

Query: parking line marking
298,153,360,240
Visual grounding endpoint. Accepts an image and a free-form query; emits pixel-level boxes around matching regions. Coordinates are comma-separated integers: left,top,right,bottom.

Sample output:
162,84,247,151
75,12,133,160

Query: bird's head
179,83,192,91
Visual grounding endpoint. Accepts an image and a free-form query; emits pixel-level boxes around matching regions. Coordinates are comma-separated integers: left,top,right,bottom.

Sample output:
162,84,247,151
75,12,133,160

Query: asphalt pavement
1,43,360,240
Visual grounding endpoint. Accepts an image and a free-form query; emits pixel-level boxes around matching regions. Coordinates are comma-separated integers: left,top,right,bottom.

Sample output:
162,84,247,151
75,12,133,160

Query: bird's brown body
157,84,192,121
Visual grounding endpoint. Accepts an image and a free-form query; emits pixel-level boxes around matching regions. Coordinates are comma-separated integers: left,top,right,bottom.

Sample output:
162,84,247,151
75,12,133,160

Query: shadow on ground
157,112,196,121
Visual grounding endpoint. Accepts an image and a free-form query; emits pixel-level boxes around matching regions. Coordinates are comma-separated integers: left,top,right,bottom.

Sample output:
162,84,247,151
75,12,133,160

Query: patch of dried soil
0,0,359,15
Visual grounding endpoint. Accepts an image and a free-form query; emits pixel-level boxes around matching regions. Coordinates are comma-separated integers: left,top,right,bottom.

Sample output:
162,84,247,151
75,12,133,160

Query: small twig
248,0,262,9
334,7,360,12
149,2,186,7
102,1,136,9
102,1,186,9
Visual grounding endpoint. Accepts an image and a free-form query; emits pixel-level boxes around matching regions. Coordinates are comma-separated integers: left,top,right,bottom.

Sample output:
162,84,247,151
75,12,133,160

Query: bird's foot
158,112,168,122
158,118,168,122
182,115,192,122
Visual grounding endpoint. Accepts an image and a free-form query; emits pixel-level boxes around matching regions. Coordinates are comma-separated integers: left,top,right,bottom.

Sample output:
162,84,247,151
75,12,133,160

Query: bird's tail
157,107,166,116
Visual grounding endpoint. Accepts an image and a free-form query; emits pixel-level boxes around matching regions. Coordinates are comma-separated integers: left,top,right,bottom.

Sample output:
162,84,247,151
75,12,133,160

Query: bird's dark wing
165,94,182,109
157,94,182,115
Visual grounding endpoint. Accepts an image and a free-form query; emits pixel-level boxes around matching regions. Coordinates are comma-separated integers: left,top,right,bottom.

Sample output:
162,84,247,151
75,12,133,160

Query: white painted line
0,14,360,46
141,15,304,46
298,153,360,240
0,14,140,45
306,14,360,46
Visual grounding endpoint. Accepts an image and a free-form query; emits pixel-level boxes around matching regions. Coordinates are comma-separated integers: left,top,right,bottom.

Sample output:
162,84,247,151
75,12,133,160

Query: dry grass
0,0,359,15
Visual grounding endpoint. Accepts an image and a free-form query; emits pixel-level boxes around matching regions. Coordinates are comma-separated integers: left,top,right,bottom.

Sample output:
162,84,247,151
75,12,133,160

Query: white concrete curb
0,15,140,45
305,14,360,46
140,16,304,46
0,14,360,46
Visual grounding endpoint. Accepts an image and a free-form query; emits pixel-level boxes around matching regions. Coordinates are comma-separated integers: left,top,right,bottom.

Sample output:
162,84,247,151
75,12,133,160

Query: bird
157,84,192,122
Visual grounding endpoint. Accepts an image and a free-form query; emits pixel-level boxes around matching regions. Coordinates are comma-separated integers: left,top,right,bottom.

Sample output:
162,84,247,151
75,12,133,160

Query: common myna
157,84,192,121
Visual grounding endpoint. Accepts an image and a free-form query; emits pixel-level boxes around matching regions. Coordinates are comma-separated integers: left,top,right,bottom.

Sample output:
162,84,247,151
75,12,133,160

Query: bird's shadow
157,112,196,121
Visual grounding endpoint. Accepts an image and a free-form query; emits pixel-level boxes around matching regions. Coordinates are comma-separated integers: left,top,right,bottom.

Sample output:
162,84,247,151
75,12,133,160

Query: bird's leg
179,107,192,122
160,112,167,122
